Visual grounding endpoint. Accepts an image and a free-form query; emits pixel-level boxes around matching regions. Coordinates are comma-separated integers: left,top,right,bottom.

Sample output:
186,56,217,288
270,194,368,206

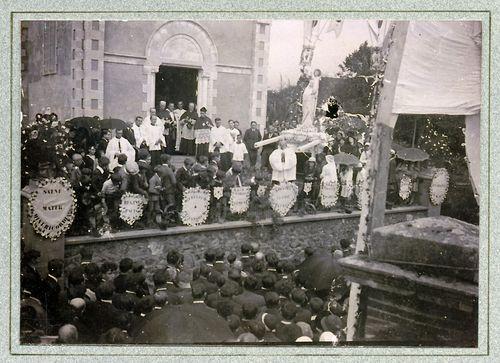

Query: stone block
369,216,478,280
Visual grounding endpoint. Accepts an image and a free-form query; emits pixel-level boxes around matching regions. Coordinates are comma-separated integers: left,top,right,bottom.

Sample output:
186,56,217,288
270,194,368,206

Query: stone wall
65,208,428,282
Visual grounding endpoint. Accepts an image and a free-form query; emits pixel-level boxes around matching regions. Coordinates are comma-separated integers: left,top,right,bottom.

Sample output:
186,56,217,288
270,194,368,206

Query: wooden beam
346,21,410,341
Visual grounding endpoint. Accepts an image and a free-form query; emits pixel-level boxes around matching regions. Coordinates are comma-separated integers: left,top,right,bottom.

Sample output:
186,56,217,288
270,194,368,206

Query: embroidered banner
180,187,211,226
229,186,251,214
269,182,299,217
119,193,147,225
319,180,339,208
28,177,76,240
430,168,449,205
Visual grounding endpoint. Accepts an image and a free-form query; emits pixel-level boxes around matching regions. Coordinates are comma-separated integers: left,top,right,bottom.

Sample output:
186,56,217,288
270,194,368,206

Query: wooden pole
345,21,410,341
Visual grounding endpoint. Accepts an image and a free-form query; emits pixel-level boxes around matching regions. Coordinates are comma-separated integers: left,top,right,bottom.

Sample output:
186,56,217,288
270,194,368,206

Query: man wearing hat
105,129,136,170
194,107,213,158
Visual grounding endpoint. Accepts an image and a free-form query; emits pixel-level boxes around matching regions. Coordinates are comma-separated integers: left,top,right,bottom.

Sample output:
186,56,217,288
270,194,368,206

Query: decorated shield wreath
320,180,339,208
399,175,412,200
28,177,76,240
180,187,211,226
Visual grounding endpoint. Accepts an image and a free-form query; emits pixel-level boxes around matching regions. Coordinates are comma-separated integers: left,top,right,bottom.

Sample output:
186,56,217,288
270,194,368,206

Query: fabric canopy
393,21,481,115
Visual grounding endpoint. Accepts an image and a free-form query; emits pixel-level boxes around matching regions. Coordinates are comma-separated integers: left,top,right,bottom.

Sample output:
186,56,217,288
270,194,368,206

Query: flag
324,20,344,38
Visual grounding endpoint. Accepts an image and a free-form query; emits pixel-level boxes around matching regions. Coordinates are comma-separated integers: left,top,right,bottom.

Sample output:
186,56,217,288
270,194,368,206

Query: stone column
143,64,159,112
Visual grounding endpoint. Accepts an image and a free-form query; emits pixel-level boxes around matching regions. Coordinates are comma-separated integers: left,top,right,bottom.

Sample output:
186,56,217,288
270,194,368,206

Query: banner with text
29,178,76,240
269,182,299,217
120,192,147,225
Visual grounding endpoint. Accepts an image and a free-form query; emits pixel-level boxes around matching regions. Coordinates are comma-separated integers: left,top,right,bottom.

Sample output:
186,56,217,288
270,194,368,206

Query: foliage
338,41,377,77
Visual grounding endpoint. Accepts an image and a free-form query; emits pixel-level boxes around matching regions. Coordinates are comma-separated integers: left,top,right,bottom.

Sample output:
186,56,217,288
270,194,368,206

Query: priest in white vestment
105,129,136,170
269,140,297,183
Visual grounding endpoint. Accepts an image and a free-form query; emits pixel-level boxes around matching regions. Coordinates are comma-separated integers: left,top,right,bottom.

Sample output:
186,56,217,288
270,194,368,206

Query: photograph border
0,1,495,360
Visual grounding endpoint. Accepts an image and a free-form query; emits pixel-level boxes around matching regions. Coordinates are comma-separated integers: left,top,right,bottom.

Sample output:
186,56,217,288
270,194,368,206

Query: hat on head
125,161,139,175
295,336,313,342
69,298,86,310
319,331,339,345
321,314,343,334
296,321,314,339
261,312,279,332
237,332,258,343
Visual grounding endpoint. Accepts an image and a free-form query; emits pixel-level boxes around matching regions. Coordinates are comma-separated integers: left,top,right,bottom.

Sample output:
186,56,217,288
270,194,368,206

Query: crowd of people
20,239,352,345
21,103,421,236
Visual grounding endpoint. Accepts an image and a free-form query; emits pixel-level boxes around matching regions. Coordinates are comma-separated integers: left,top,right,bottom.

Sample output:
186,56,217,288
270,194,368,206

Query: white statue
301,69,321,128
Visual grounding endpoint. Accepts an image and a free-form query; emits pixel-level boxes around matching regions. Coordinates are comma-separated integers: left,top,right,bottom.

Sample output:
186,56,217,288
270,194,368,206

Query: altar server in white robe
320,155,338,183
105,129,136,170
269,140,297,183
144,116,166,167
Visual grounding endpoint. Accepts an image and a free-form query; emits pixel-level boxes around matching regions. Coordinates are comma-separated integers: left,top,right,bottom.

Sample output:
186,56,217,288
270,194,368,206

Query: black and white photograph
17,18,482,348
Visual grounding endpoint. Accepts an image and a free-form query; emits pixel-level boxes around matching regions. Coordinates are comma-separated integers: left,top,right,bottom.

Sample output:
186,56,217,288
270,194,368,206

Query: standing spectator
174,101,186,152
97,129,112,158
164,102,178,154
148,165,163,226
230,134,248,165
243,121,262,169
131,116,147,150
210,118,232,171
175,158,195,210
122,119,136,149
92,156,110,195
158,154,177,214
228,120,241,142
261,125,280,171
179,102,197,156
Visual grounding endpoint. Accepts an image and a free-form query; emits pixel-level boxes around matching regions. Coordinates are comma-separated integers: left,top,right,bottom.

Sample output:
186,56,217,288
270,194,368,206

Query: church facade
21,20,271,131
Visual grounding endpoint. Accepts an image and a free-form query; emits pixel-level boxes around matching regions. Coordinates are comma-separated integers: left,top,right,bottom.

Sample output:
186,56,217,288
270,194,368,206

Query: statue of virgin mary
301,69,321,128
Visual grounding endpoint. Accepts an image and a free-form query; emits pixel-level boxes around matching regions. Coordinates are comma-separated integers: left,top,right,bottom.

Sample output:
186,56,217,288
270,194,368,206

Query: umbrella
297,251,348,294
65,117,100,132
334,152,361,166
134,304,234,344
100,118,128,130
396,147,429,162
391,142,406,153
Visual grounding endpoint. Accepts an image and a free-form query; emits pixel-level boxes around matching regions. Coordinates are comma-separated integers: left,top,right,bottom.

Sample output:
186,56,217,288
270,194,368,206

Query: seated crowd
20,241,352,345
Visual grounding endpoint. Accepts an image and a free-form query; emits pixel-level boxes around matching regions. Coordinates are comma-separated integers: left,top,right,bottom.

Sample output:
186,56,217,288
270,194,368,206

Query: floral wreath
119,192,147,225
269,182,299,217
429,168,450,205
180,187,211,226
399,175,412,200
319,180,339,208
28,177,76,240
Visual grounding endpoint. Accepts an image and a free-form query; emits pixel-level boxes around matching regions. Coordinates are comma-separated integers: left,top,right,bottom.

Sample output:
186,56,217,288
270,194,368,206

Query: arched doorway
143,21,218,116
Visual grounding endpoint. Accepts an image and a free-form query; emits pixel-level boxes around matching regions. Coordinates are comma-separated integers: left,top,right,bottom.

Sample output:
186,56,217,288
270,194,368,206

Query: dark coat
243,128,262,151
175,167,195,191
83,300,123,336
122,127,136,148
233,290,266,309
